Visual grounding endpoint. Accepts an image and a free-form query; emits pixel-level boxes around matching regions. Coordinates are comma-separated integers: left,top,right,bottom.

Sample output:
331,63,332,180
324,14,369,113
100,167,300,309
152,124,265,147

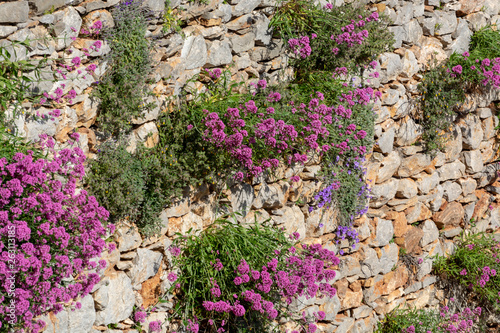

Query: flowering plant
0,134,114,332
434,232,500,314
164,218,340,333
376,303,482,333
270,0,394,77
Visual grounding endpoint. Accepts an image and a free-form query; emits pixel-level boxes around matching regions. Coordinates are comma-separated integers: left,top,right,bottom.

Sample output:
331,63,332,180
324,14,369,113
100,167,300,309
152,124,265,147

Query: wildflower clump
375,303,482,333
434,232,500,313
164,219,340,333
0,134,114,332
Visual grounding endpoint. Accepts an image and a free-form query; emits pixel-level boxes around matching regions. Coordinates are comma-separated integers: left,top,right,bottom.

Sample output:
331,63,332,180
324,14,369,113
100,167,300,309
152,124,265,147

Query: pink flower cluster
201,82,378,181
0,135,113,332
331,13,378,49
454,53,500,88
288,36,312,59
194,241,339,333
438,305,482,333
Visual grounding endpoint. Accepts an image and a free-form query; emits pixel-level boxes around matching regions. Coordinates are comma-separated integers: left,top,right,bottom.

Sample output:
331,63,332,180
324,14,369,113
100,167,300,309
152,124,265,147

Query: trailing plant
414,60,465,152
92,0,154,137
434,232,500,313
0,134,114,332
375,303,482,333
164,219,340,333
270,1,394,78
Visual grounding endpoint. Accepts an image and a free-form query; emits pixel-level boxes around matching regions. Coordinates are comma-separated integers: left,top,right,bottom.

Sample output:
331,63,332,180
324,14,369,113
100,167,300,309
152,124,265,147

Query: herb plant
92,0,154,136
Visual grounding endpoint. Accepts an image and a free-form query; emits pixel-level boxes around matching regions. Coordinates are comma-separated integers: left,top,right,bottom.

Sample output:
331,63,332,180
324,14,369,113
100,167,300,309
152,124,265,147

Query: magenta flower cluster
0,135,113,332
452,53,500,88
331,12,379,49
201,80,378,181
174,235,339,333
288,36,312,59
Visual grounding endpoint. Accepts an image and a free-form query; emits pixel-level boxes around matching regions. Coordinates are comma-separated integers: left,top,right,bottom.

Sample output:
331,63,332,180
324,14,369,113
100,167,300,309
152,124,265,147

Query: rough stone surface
93,271,135,326
0,1,29,23
40,295,95,333
433,202,465,229
127,248,163,286
181,35,208,70
421,220,439,247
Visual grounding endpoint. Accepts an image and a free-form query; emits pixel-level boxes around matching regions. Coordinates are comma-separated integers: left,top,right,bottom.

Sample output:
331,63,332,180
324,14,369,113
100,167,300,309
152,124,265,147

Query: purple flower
149,320,162,332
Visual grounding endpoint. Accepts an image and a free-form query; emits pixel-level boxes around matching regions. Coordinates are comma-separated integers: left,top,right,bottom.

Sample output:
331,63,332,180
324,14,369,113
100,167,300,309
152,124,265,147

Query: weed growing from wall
434,232,500,314
93,0,154,137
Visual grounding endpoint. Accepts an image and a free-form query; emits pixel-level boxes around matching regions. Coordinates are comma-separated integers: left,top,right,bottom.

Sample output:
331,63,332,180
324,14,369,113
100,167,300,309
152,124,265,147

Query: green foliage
163,0,184,33
270,1,394,76
434,232,500,313
0,125,46,161
167,218,293,332
448,25,500,86
415,61,465,152
375,305,441,333
93,0,154,137
84,139,173,235
0,40,45,128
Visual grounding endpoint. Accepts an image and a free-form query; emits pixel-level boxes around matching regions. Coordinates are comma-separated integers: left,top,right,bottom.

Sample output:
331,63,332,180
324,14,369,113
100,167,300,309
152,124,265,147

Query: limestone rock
421,220,439,247
272,205,306,239
401,49,419,78
379,52,402,83
376,151,401,183
181,35,208,70
127,248,163,286
397,154,432,177
230,32,255,54
252,181,289,210
461,150,484,173
52,7,82,51
370,218,394,247
229,182,255,219
32,0,65,15
0,1,29,23
442,181,463,202
434,10,458,35
395,118,422,146
114,225,142,253
40,295,95,333
415,172,440,195
396,178,418,199
397,227,423,253
376,128,395,154
459,114,483,150
438,161,466,182
206,39,232,67
433,202,465,228
167,211,204,236
444,124,463,162
369,179,398,208
93,271,135,326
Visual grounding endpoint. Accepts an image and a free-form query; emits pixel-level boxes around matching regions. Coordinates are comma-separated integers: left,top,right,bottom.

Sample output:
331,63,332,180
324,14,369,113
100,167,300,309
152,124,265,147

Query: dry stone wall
2,0,500,332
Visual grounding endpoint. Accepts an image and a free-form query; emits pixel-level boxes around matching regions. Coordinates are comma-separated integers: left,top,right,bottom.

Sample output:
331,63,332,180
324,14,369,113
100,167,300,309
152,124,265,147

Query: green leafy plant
0,40,46,128
375,305,441,333
414,60,465,152
163,0,185,33
434,232,500,313
84,138,173,235
92,0,154,137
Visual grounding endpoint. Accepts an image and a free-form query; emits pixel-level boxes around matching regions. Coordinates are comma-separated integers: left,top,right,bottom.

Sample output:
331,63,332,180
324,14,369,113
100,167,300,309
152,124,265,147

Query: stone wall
2,0,500,332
